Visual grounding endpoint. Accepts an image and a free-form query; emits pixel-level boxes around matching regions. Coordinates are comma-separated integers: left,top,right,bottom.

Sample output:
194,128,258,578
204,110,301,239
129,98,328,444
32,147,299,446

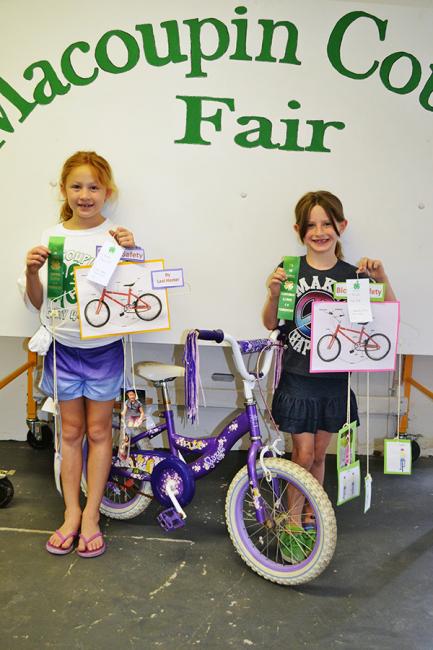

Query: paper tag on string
364,473,372,513
87,239,124,286
346,278,373,323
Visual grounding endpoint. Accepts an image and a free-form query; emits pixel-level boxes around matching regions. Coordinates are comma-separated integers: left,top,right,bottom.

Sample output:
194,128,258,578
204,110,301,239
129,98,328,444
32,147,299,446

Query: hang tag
346,278,373,324
41,396,58,414
337,461,361,505
87,239,124,286
337,421,357,469
384,438,412,475
364,473,372,513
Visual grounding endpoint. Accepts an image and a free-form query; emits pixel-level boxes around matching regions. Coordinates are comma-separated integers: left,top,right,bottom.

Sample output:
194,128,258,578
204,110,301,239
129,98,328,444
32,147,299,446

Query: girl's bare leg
303,429,333,522
77,398,114,553
48,398,86,549
287,432,315,527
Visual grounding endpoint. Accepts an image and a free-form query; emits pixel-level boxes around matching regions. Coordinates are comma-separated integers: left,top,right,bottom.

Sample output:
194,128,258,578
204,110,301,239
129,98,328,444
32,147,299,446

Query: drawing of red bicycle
84,281,162,327
317,320,391,362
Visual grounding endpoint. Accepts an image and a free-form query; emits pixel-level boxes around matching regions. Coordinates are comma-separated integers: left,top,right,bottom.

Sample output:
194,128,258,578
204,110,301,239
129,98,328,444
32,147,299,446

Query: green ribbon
47,236,65,300
277,256,300,320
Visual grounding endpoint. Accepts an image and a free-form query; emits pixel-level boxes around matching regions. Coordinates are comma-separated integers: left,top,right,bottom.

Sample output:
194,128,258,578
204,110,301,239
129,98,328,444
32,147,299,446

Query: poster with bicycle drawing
310,302,400,373
74,259,170,339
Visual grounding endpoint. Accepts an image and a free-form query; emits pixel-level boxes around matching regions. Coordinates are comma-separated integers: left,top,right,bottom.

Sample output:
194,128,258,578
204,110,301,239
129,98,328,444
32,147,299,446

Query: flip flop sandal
46,529,78,555
77,532,106,558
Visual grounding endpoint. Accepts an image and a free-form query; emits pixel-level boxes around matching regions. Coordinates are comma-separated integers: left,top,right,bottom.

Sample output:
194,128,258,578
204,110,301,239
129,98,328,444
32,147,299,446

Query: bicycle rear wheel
135,293,162,321
226,458,337,585
364,333,391,361
81,440,152,520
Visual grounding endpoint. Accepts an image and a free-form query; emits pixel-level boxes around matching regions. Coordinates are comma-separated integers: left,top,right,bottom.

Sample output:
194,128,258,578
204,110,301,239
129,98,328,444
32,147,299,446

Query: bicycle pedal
157,508,186,531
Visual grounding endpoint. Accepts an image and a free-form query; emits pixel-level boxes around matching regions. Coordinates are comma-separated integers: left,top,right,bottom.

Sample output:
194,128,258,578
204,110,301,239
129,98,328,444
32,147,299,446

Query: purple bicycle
81,329,337,585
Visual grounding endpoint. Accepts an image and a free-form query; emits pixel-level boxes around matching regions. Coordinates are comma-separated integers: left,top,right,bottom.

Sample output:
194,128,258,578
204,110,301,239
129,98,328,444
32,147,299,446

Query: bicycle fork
245,400,275,527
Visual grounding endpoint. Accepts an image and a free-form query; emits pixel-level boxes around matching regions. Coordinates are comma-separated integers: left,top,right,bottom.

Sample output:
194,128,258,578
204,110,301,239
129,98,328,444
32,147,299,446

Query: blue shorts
40,339,124,402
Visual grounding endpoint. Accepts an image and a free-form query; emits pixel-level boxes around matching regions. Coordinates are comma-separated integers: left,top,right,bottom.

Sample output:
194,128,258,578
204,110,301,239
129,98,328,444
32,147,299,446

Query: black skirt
272,371,359,434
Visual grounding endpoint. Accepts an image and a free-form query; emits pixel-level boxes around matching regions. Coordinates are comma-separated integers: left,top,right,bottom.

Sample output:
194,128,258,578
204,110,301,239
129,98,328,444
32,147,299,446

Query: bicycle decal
310,301,399,373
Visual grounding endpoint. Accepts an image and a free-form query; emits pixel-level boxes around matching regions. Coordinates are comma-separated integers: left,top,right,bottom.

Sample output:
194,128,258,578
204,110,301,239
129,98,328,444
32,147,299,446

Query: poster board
310,301,399,372
74,260,170,339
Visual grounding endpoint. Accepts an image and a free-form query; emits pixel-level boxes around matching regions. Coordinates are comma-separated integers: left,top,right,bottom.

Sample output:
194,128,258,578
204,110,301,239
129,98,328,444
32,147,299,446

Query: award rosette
277,256,300,320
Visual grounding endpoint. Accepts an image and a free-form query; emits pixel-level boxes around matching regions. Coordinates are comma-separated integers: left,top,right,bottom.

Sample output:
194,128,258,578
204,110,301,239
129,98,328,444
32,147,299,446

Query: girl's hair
59,151,117,222
295,190,346,260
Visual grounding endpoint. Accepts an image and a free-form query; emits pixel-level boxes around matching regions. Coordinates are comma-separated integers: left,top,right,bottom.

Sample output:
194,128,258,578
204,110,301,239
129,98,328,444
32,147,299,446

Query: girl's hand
357,257,388,282
110,227,135,248
26,246,50,275
267,267,287,299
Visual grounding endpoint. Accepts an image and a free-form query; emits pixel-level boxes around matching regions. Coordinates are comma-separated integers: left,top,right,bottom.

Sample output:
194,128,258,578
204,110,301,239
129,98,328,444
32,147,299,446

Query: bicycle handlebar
196,329,225,343
195,329,280,382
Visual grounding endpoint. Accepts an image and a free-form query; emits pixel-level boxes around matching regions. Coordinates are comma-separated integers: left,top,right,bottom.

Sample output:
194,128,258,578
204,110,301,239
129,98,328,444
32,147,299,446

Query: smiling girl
24,151,135,558
262,190,395,560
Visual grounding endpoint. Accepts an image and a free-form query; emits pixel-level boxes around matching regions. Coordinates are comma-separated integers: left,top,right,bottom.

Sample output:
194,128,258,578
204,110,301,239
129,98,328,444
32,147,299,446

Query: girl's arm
25,245,50,310
109,227,135,248
357,258,397,301
262,267,287,330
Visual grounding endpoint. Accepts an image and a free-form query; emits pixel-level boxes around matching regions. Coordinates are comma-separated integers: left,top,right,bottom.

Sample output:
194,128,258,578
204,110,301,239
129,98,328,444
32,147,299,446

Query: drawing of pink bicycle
317,320,391,362
84,281,162,327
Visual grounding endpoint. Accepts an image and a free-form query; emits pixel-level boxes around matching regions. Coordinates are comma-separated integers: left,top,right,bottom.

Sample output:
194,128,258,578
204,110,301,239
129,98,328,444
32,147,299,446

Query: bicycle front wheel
364,333,391,361
135,293,162,322
84,299,110,327
317,334,341,362
226,458,337,586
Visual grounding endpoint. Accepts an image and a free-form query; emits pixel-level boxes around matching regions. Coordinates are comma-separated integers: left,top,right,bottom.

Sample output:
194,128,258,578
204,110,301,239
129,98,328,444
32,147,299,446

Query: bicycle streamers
183,330,200,424
273,341,284,392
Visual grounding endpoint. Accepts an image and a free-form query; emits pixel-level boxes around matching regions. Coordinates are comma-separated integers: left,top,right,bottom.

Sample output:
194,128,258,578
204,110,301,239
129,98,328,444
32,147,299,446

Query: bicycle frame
97,286,139,311
329,323,380,351
110,331,280,524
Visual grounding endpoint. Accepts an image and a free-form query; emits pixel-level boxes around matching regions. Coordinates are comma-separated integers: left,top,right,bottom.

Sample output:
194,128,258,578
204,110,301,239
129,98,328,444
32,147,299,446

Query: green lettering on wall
234,116,279,148
327,11,387,79
230,6,253,62
305,120,346,152
61,41,99,85
183,18,230,78
175,95,235,144
255,19,301,64
419,64,433,111
135,21,188,67
379,52,421,94
95,30,140,74
23,60,70,105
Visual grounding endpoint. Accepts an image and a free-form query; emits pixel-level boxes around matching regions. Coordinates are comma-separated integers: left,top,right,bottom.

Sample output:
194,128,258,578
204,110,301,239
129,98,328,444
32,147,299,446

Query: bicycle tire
317,334,341,362
225,458,337,586
364,333,391,361
0,477,14,508
80,440,152,520
134,293,162,322
84,299,110,328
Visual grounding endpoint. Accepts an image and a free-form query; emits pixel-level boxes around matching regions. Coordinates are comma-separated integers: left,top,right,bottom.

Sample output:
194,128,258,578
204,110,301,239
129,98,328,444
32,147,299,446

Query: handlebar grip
196,329,225,343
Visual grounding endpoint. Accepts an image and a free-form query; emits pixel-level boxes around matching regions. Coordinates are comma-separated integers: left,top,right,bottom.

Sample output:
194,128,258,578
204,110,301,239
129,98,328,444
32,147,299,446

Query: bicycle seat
135,362,184,383
123,282,135,287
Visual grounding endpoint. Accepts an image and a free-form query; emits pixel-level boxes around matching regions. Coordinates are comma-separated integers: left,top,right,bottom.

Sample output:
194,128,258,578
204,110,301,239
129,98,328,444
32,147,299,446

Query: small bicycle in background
81,329,337,585
317,312,391,362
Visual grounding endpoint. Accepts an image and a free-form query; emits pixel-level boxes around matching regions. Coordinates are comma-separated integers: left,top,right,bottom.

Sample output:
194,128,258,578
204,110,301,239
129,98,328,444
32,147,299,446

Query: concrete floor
2,440,433,650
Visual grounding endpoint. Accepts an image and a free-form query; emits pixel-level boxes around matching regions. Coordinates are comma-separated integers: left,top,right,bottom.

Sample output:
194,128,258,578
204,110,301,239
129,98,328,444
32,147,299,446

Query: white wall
1,0,433,353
